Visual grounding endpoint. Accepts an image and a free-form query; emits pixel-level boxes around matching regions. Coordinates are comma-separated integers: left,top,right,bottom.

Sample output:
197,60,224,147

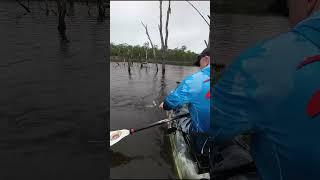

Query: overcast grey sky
110,1,210,53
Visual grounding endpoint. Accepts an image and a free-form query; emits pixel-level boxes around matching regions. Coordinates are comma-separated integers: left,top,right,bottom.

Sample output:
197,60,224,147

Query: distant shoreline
110,56,194,66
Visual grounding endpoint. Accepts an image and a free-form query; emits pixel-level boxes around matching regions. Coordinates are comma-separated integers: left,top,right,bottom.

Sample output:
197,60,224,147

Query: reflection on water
111,150,145,168
0,1,107,179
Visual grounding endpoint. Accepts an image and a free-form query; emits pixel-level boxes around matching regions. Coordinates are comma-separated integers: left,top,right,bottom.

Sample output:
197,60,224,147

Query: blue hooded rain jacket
164,65,210,133
210,11,320,180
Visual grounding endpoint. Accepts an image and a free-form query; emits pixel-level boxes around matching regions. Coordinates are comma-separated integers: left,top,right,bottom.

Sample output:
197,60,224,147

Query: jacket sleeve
209,48,261,143
163,78,192,110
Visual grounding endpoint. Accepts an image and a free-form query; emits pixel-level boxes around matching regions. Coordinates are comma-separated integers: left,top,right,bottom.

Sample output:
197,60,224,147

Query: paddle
110,113,190,146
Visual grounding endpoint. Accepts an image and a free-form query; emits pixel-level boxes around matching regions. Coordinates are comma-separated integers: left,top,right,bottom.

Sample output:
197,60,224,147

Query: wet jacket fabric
164,65,210,133
209,11,320,180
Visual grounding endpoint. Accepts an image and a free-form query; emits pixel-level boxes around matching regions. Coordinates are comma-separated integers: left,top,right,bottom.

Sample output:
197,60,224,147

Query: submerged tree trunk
126,48,132,75
127,60,131,75
56,0,67,36
97,0,106,21
161,50,166,75
145,48,148,60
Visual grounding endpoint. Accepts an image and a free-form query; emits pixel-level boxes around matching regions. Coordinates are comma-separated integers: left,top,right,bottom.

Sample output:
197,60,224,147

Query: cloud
110,1,210,53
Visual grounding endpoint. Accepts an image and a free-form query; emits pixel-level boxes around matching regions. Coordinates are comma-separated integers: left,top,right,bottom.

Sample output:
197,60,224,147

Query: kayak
166,109,210,179
166,109,259,180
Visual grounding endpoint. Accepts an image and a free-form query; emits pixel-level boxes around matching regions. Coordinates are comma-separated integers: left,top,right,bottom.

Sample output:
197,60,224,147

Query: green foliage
110,43,198,65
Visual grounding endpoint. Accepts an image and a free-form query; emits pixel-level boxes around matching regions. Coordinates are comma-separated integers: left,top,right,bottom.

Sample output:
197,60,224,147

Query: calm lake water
0,1,107,179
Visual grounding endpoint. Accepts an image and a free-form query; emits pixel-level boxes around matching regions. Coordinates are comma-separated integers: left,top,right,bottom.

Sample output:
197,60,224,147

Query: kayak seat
183,132,259,179
210,138,259,180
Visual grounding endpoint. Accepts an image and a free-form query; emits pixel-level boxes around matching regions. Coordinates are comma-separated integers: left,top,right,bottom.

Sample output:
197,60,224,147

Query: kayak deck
167,110,259,180
167,111,210,179
169,129,210,179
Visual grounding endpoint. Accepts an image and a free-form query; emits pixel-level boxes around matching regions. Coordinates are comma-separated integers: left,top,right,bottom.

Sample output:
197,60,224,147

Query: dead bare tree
141,21,158,71
38,0,52,16
126,48,131,74
86,0,91,16
56,0,67,40
44,0,49,15
158,0,171,75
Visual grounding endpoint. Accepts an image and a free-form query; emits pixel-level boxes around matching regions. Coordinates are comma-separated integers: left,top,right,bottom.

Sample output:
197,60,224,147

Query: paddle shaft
129,113,189,134
88,113,190,145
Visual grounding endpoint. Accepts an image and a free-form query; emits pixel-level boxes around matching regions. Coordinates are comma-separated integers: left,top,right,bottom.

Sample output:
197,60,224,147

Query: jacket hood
201,64,210,75
294,10,320,49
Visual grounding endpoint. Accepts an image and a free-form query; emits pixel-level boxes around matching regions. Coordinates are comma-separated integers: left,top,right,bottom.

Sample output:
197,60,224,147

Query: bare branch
185,0,209,26
204,40,208,47
38,0,50,15
38,1,45,11
51,9,57,16
16,0,31,13
141,21,156,59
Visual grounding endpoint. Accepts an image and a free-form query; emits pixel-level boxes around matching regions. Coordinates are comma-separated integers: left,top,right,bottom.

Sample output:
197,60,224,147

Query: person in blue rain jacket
209,0,320,179
159,47,210,153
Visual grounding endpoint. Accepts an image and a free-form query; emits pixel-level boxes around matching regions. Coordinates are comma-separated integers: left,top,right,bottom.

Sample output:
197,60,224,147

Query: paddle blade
110,129,130,146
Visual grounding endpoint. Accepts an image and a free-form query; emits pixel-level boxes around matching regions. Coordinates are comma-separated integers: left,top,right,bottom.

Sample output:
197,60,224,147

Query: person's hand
159,102,164,109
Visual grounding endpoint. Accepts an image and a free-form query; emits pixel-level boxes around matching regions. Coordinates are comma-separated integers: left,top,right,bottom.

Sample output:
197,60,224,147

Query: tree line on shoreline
110,43,198,66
